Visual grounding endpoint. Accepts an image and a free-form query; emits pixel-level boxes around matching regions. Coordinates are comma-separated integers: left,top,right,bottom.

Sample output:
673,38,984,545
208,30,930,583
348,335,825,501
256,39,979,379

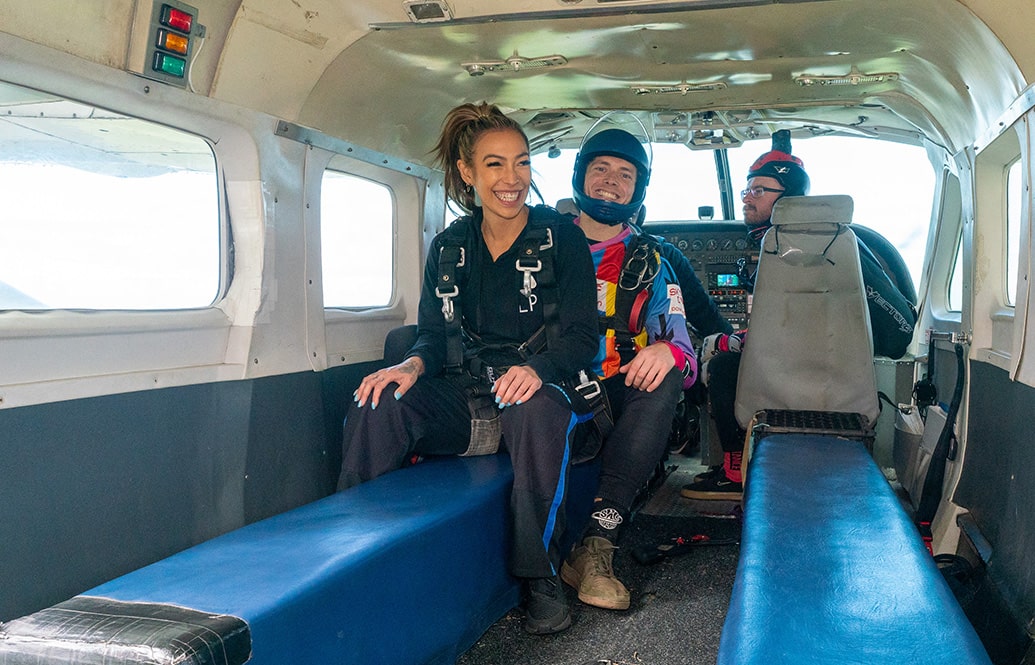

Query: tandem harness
435,207,611,458
598,231,663,363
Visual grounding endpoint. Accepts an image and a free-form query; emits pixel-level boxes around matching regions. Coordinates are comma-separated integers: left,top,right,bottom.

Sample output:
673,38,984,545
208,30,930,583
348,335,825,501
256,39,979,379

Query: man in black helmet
681,131,917,502
558,128,704,611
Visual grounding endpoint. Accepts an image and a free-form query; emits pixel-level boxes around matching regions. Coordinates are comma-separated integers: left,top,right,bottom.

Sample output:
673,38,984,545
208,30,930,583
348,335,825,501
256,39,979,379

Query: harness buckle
436,285,459,322
573,370,601,400
619,243,654,291
516,258,543,273
517,257,543,298
539,227,554,251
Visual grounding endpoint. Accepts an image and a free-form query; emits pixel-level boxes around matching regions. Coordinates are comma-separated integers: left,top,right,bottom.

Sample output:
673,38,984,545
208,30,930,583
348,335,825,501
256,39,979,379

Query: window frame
0,84,227,312
320,167,396,310
0,46,261,409
299,139,435,370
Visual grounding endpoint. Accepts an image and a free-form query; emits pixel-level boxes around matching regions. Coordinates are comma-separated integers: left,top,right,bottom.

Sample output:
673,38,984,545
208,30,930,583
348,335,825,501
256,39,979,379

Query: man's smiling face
583,155,637,206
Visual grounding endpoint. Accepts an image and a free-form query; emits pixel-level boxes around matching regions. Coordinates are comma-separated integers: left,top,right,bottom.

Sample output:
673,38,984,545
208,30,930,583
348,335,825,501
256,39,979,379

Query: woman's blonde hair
432,102,529,214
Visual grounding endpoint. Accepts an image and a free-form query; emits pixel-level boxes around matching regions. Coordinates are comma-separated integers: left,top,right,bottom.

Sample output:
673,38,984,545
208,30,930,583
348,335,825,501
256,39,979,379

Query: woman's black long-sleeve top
407,205,599,383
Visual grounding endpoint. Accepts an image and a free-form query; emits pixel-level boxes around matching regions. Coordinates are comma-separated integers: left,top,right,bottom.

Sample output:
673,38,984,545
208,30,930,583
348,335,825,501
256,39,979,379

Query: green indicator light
153,52,186,78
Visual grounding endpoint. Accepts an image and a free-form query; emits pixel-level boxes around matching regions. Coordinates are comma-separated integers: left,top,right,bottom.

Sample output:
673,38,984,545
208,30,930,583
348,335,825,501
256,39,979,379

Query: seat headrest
555,198,579,216
770,195,854,226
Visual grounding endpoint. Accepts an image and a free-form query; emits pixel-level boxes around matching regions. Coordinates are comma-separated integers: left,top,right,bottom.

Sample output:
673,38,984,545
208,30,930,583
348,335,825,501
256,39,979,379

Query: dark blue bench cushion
0,451,602,665
719,434,991,665
80,455,517,665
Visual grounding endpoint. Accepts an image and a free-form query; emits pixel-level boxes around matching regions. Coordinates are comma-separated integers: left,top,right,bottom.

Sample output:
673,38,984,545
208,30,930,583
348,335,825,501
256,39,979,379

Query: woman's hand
492,365,542,408
354,356,424,409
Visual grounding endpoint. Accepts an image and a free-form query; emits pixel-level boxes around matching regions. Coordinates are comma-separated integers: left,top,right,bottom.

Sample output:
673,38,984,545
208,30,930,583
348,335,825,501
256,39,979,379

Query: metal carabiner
517,258,542,298
619,243,652,291
435,284,459,322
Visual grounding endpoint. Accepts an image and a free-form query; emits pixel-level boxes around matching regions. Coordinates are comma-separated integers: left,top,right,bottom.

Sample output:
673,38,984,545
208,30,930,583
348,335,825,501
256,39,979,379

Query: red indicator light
161,5,193,34
156,29,189,55
153,52,186,78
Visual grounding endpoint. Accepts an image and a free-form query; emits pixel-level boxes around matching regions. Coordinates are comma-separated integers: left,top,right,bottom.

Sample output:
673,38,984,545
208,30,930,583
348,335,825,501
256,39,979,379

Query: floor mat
457,451,744,665
639,460,741,520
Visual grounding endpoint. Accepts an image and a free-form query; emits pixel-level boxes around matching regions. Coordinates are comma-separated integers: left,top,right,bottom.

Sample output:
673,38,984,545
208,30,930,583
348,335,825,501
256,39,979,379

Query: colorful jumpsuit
579,222,698,536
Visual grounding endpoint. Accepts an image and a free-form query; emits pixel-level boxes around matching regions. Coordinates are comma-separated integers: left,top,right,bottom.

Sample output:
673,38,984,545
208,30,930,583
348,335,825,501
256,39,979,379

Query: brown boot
560,536,630,610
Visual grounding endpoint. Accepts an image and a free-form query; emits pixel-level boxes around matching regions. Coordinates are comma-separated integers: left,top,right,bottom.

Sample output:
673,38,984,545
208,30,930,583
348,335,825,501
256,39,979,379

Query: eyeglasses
740,186,785,198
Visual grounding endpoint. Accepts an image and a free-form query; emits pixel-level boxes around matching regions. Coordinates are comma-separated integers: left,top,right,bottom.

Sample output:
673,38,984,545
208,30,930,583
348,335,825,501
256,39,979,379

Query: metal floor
457,453,743,665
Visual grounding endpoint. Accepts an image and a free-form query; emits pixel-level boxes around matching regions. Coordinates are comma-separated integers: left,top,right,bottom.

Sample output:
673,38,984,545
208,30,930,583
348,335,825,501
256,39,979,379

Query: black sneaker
680,473,743,501
523,575,572,635
693,465,723,483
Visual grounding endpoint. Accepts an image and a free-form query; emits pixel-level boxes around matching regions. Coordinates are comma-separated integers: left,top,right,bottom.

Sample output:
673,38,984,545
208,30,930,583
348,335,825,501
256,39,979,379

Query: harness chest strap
436,209,562,373
436,240,466,372
515,225,560,351
600,233,661,346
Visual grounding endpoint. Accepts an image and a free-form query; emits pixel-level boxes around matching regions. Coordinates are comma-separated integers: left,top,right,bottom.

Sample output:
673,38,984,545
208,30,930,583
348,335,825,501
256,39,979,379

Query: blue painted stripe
541,385,577,575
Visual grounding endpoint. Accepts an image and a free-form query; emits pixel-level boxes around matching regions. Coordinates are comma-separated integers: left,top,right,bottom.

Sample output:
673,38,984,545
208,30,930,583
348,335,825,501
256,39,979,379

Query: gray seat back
734,195,879,427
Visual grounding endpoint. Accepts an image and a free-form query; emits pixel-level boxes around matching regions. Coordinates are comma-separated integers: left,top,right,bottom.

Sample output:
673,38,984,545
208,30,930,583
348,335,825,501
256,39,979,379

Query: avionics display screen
716,273,740,287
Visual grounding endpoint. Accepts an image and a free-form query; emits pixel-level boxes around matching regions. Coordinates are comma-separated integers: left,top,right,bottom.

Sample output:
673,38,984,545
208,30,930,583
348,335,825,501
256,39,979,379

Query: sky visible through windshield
532,136,935,291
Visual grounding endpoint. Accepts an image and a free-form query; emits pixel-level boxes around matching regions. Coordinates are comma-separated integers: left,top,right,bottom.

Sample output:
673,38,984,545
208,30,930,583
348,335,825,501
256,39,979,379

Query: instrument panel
643,221,760,330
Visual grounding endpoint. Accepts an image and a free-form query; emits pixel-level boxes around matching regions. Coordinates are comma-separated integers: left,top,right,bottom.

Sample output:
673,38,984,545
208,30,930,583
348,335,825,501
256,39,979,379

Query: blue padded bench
0,455,523,665
718,434,991,665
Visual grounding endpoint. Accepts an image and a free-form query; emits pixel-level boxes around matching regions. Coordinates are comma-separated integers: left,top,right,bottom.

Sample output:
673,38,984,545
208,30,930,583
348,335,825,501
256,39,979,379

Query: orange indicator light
157,29,189,55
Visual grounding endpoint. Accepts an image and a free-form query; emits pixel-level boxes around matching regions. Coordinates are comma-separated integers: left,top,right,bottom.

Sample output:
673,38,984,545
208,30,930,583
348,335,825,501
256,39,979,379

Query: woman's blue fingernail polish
394,391,402,400
516,399,523,405
495,395,501,404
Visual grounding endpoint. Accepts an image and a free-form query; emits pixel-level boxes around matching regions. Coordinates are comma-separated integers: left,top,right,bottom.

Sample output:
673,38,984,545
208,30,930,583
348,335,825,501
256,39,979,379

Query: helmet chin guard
575,196,638,225
572,122,651,224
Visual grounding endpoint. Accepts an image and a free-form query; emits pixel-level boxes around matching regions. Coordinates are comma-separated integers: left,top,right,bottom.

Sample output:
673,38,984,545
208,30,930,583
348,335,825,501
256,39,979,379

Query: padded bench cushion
0,455,520,665
719,434,991,665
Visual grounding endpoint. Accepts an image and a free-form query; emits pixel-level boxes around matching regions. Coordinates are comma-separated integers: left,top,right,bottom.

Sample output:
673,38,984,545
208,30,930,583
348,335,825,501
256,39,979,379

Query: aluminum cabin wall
0,367,363,621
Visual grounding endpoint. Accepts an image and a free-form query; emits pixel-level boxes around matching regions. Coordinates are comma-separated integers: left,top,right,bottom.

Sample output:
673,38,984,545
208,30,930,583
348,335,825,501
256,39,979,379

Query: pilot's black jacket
856,237,917,359
740,233,917,359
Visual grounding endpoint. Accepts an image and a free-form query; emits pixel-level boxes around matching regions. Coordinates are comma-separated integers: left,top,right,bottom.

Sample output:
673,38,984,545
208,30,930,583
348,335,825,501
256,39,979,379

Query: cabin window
321,170,394,308
0,82,219,310
1006,158,1022,306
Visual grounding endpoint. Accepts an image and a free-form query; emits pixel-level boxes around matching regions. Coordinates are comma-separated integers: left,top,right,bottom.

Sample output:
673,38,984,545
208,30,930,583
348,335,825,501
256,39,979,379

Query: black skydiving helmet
571,128,651,225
